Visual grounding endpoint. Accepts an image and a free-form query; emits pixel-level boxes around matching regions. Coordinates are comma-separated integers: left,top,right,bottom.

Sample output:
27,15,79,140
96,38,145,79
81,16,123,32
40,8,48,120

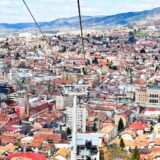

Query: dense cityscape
1,1,160,160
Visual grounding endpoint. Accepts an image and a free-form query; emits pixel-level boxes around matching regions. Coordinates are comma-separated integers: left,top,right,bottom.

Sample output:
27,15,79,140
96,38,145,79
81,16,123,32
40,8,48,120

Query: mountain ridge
1,7,160,30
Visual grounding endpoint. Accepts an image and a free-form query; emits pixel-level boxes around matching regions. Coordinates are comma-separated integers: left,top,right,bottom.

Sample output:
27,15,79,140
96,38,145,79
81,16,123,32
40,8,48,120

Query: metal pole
71,94,77,160
84,146,87,160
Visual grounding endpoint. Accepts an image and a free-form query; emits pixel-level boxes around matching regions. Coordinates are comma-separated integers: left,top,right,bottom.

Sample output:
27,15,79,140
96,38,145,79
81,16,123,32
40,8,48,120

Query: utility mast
62,85,88,160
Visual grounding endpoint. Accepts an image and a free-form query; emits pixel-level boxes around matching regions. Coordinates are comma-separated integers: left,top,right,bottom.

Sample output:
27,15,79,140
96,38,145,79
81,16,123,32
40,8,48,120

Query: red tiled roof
6,152,46,160
129,122,147,130
90,106,114,111
145,108,160,111
140,154,149,160
154,140,160,146
34,133,61,143
103,119,113,123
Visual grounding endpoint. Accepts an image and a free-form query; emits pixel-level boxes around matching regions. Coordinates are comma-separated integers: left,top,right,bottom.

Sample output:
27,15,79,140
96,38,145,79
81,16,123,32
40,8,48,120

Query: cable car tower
23,0,87,160
62,85,88,160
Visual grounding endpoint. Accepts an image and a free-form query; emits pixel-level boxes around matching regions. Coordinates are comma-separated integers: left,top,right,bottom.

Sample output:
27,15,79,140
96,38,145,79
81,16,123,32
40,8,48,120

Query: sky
0,0,160,23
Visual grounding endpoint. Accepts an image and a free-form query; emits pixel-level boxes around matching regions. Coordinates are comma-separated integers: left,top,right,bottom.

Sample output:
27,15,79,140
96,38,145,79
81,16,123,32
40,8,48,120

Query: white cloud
0,0,160,23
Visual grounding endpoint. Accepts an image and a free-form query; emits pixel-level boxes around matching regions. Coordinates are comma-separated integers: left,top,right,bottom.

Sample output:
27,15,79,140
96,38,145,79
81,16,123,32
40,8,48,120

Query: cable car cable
23,0,45,38
77,0,86,65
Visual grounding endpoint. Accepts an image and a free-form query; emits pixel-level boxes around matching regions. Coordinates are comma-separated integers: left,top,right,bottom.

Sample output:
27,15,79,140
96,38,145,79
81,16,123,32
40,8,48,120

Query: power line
77,0,86,64
22,0,45,38
23,0,55,57
23,0,86,65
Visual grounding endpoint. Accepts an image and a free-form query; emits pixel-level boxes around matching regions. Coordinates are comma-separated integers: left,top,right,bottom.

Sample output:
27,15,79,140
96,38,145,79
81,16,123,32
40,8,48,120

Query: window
149,99,158,103
150,94,158,98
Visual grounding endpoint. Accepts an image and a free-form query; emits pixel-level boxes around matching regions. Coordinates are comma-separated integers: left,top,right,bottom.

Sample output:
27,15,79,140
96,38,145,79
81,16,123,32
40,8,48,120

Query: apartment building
65,106,88,133
135,84,160,105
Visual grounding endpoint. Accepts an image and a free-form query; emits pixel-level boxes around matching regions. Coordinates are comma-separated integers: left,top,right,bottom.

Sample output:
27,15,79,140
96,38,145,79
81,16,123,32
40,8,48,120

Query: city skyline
0,0,160,23
1,0,160,160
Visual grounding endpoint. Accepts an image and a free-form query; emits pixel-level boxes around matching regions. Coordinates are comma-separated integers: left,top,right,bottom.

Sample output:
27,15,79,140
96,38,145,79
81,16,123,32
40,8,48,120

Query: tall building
55,95,73,110
55,96,65,110
66,106,87,133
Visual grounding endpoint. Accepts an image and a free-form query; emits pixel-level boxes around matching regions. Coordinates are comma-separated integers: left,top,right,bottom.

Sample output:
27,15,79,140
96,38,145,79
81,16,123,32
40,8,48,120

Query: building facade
135,85,160,105
66,106,87,133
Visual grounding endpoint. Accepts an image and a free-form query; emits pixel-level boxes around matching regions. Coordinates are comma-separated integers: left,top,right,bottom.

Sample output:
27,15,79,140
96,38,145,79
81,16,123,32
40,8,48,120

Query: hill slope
0,7,160,29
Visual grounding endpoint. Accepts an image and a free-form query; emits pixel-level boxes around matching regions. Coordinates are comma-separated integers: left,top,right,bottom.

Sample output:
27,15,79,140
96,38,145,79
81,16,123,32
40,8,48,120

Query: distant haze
0,0,160,23
0,7,160,30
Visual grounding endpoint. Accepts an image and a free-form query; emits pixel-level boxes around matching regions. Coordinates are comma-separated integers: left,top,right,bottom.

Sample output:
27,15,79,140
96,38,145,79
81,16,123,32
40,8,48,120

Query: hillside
0,7,160,30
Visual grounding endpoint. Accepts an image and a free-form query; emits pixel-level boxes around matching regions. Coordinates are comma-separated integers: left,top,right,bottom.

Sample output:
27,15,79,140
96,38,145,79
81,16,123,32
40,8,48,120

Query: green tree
112,66,118,70
131,146,140,160
120,138,125,149
158,115,160,123
139,106,145,113
77,50,81,55
106,146,131,160
118,118,124,132
15,141,21,147
92,122,97,131
66,127,71,135
15,52,20,60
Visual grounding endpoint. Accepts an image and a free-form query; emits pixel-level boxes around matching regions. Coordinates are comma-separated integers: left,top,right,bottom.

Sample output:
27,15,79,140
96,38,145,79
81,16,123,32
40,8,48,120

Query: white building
66,106,88,133
76,133,103,160
55,96,73,110
143,108,160,118
19,32,32,39
56,96,65,110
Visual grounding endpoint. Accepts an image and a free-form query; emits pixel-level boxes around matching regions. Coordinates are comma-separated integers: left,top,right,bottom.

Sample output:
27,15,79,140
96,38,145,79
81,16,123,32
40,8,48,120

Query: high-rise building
66,106,87,133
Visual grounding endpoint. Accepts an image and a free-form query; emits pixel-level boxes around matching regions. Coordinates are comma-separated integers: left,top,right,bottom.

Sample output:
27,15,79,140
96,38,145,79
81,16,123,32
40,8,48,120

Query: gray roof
77,133,103,146
148,84,160,90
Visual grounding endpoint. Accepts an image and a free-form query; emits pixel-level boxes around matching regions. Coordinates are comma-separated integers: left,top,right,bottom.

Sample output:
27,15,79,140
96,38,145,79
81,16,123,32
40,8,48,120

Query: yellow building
62,72,78,83
135,84,160,105
153,123,160,134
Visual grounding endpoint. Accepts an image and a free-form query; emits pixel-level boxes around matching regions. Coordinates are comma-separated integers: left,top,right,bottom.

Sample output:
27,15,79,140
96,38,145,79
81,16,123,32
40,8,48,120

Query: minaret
48,78,51,93
9,69,12,81
25,94,30,117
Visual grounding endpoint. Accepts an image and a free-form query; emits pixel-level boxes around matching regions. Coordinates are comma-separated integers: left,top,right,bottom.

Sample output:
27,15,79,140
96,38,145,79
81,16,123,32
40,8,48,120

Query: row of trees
100,143,140,160
120,138,140,160
118,118,140,160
